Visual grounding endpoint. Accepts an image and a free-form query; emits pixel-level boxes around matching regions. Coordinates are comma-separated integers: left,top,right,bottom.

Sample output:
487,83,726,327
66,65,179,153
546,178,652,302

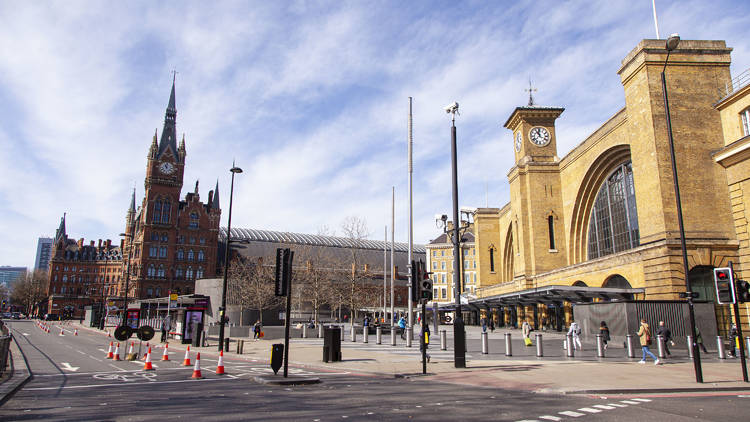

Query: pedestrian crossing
292,338,473,358
516,398,652,421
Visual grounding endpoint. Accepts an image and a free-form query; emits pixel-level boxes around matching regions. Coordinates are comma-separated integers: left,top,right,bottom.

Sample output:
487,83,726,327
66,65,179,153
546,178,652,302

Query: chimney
78,238,84,247
120,239,124,249
106,239,111,249
90,240,95,246
208,190,214,206
98,239,102,248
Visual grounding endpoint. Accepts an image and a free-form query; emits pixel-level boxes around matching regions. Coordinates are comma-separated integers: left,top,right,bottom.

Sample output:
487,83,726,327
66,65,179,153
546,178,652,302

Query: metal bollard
440,329,447,351
687,335,694,358
717,336,726,359
746,336,750,355
363,326,368,343
504,332,512,356
656,335,666,358
481,332,488,354
318,324,324,338
224,338,230,352
236,339,244,354
390,328,396,346
626,334,635,358
350,325,357,342
406,327,413,347
566,334,575,357
302,324,307,338
535,333,543,357
376,326,382,344
596,334,605,358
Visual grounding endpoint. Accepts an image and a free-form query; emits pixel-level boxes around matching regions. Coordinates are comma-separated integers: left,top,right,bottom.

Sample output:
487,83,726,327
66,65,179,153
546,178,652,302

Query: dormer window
189,212,199,229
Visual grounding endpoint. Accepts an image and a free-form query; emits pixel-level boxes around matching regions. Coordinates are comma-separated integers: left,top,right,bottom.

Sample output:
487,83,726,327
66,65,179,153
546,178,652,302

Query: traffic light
736,280,750,303
419,260,433,301
714,267,735,304
410,260,419,302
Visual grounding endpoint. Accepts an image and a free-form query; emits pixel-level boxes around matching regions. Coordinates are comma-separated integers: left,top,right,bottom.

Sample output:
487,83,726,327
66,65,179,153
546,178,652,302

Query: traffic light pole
729,262,748,382
421,300,427,374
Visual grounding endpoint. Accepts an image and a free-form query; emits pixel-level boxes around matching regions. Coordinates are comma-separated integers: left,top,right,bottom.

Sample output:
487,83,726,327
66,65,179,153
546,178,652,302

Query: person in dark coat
599,321,611,351
656,321,672,356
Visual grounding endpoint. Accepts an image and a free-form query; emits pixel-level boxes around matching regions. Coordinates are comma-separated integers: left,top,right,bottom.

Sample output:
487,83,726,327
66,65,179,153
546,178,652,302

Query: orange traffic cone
126,342,136,360
143,348,154,371
216,350,225,375
106,341,114,359
141,343,150,360
107,331,112,338
113,342,121,361
74,328,78,336
162,343,169,361
183,346,191,366
59,327,65,336
191,353,203,379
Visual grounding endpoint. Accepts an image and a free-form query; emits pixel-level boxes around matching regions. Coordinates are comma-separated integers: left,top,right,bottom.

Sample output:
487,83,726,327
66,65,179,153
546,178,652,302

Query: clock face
159,162,175,175
515,132,522,152
529,127,550,146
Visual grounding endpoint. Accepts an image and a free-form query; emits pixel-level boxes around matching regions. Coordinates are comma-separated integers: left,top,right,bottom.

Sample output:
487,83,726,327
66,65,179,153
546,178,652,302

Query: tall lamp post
218,163,243,352
661,33,703,383
119,232,134,327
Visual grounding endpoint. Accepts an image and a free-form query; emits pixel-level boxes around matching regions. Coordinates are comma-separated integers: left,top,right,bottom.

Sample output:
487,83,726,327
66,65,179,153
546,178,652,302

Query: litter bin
323,326,342,362
192,322,203,347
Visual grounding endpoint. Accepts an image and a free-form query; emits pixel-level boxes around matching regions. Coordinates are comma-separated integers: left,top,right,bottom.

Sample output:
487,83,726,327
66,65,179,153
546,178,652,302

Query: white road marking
578,407,602,413
22,333,29,336
558,411,585,417
621,400,640,405
61,362,80,372
608,403,627,407
631,398,652,402
77,350,87,355
108,364,128,371
593,404,616,410
88,356,103,362
516,420,539,422
538,416,561,421
23,376,238,390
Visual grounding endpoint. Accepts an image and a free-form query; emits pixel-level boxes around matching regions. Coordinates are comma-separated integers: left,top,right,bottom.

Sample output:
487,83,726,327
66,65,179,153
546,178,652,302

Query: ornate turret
212,179,220,210
156,77,180,162
149,129,158,159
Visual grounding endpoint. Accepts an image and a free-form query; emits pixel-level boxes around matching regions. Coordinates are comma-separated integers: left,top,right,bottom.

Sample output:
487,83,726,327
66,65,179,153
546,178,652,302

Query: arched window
62,275,68,282
197,250,205,262
587,162,640,260
177,249,184,260
158,265,165,278
489,247,495,272
153,200,162,223
741,106,750,137
175,267,184,278
159,246,167,258
187,250,194,261
189,212,199,229
161,200,171,224
148,264,156,278
196,267,204,279
186,266,194,279
548,215,556,250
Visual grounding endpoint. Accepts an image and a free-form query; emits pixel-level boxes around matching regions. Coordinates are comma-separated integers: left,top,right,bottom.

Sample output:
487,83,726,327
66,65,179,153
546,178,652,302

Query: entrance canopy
437,285,644,310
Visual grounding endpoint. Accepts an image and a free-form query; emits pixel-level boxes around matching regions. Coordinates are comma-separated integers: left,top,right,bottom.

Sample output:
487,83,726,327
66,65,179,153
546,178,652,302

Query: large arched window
587,162,639,259
161,200,171,224
153,200,162,223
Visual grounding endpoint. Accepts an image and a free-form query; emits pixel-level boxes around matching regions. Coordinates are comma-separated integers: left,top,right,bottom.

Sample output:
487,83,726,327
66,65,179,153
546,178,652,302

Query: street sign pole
283,250,294,378
729,262,749,382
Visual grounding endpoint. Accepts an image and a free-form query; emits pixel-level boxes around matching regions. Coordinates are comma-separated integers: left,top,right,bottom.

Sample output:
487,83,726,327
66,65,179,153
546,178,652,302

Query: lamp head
666,33,680,52
230,166,243,174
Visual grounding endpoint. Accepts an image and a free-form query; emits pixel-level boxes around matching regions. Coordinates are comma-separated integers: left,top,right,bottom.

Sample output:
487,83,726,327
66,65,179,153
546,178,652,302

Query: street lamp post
661,33,703,383
218,163,243,352
119,232,134,327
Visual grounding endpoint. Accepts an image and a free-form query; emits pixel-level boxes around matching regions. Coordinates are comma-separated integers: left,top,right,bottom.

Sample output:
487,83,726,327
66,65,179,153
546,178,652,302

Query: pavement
60,322,750,396
0,332,32,406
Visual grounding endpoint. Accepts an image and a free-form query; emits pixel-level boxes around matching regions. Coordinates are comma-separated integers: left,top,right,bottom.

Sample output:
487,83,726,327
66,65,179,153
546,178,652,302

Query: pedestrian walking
481,317,488,333
420,324,431,363
599,321,610,351
730,323,739,358
161,314,172,343
695,327,708,353
489,317,495,333
253,320,262,341
656,321,672,356
637,319,660,365
567,321,582,350
398,316,407,340
522,321,532,346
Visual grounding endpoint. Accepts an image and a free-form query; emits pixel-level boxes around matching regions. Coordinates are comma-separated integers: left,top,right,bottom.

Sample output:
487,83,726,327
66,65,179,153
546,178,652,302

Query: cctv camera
444,102,459,114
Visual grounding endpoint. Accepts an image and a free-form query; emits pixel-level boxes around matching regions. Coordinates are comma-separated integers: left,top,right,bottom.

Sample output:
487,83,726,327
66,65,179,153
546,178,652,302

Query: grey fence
0,324,10,377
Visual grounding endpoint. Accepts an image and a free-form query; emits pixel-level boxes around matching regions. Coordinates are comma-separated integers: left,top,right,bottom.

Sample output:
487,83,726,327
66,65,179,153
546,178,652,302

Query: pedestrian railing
0,327,11,377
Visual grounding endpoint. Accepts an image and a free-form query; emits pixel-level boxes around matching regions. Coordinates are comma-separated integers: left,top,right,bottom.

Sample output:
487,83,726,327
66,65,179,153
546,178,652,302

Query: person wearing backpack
567,321,582,350
637,319,660,365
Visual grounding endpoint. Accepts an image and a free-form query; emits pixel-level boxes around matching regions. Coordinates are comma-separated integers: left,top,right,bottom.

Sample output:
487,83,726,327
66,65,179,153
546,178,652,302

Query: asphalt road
2,320,750,421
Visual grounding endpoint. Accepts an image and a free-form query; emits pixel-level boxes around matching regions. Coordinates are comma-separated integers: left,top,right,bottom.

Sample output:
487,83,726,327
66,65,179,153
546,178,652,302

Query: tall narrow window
197,250,205,262
196,267,204,279
489,247,495,272
187,250,194,261
158,265,165,278
189,212,199,229
161,200,171,224
153,200,162,223
741,107,750,136
177,249,184,261
548,215,556,250
186,266,194,279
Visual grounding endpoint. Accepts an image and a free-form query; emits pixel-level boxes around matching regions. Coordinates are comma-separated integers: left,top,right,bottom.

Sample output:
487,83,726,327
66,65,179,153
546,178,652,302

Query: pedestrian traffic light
736,280,750,303
419,260,433,301
714,267,735,304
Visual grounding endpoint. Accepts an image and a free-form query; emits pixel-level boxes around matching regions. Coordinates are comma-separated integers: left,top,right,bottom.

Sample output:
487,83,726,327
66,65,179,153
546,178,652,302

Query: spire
149,129,158,158
157,77,180,162
178,133,186,162
55,213,67,243
212,179,220,210
525,77,537,107
194,179,199,195
129,187,136,213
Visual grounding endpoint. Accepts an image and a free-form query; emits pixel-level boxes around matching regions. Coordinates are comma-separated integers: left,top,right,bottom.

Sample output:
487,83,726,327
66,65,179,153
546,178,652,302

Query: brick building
122,79,221,301
46,214,123,318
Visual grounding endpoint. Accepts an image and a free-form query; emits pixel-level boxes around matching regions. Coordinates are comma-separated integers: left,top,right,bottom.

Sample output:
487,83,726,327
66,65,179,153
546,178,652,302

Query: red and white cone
143,348,154,371
59,327,65,336
191,353,203,379
74,328,78,336
107,331,112,338
161,343,169,361
183,346,191,366
127,342,134,356
113,342,121,361
141,343,150,360
106,341,114,359
216,350,225,375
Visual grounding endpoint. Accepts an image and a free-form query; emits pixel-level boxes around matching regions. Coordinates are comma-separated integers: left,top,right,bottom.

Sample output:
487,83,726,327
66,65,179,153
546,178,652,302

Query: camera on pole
714,267,735,304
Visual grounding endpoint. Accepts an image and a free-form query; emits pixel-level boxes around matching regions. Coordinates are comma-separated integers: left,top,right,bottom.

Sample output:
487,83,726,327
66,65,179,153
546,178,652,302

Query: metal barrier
363,326,368,343
376,326,382,344
504,333,512,356
566,334,575,357
535,333,543,357
717,336,726,359
596,334,605,358
657,335,666,358
481,332,488,354
350,325,356,342
406,327,412,347
390,328,396,346
687,335,694,358
746,336,750,355
318,324,324,338
302,324,308,338
626,334,635,358
0,332,10,377
440,330,447,351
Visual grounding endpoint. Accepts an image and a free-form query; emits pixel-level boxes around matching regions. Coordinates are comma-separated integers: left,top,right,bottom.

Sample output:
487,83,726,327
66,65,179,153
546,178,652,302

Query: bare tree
339,216,375,324
10,270,49,316
227,256,282,324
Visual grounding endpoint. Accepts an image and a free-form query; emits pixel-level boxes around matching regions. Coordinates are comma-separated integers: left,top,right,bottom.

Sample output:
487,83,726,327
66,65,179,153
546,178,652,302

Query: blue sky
2,0,750,268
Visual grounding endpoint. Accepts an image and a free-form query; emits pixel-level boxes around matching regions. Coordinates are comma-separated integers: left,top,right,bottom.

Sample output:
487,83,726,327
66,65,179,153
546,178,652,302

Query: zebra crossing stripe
578,407,602,413
632,398,652,402
621,400,640,404
558,410,585,417
593,404,616,410
608,403,627,407
538,415,562,421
